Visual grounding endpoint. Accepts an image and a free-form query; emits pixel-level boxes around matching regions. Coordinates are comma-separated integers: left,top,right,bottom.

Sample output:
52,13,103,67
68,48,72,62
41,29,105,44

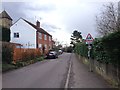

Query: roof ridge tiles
22,18,52,36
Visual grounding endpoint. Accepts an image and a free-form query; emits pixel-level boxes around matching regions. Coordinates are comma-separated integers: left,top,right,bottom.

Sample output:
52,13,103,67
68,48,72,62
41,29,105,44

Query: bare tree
96,3,119,36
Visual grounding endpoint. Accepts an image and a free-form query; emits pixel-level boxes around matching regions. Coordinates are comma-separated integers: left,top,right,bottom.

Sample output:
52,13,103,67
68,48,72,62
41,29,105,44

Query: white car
58,49,63,54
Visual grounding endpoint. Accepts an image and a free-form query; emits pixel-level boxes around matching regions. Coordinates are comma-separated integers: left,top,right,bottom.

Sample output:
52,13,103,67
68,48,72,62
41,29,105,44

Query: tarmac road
3,53,71,88
2,53,111,88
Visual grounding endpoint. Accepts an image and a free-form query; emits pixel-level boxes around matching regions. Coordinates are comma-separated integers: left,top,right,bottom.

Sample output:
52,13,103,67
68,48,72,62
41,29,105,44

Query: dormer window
14,32,19,38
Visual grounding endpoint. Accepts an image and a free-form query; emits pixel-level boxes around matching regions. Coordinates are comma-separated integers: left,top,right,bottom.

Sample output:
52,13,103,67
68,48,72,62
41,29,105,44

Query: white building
10,18,52,50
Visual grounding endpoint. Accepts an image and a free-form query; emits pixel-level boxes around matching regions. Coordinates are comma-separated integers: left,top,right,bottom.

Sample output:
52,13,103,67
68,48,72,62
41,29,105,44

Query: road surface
3,53,71,88
2,53,111,88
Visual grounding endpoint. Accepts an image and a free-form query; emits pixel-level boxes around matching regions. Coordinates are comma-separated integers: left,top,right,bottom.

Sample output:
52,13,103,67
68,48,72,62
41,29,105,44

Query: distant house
0,10,12,29
10,18,53,54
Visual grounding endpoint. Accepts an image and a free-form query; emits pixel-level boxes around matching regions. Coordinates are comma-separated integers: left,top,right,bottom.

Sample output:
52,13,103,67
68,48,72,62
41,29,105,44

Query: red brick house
10,18,53,54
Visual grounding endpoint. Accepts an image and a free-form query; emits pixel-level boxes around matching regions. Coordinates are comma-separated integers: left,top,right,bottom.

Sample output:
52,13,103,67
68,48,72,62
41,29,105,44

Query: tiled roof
0,10,12,20
22,18,52,36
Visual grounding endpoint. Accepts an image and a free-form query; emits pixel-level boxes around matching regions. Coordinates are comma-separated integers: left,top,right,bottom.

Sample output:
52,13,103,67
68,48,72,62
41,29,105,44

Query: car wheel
54,56,56,59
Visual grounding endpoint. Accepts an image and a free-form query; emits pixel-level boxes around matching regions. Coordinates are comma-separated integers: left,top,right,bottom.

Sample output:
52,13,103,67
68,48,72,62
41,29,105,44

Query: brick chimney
36,20,40,28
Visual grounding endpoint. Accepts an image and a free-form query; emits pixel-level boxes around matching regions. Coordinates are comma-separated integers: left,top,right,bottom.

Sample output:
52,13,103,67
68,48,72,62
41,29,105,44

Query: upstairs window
14,32,19,38
39,44,42,50
44,44,47,50
49,36,51,41
38,32,42,39
44,34,47,40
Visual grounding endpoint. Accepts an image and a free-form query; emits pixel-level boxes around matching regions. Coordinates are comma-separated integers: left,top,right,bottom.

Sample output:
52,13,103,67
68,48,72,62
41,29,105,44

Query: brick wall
37,32,52,54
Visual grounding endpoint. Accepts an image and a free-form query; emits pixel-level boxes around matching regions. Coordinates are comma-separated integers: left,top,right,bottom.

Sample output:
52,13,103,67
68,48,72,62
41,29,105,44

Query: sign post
85,33,94,72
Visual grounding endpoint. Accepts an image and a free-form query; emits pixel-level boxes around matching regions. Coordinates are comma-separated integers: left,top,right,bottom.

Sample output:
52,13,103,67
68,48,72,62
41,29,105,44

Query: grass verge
2,56,44,73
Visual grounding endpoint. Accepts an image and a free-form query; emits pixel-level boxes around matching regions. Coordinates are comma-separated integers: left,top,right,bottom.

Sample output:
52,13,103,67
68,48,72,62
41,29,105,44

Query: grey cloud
41,23,61,32
25,4,56,12
2,2,27,22
1,2,56,23
1,1,108,40
60,2,104,38
47,24,61,30
1,2,58,33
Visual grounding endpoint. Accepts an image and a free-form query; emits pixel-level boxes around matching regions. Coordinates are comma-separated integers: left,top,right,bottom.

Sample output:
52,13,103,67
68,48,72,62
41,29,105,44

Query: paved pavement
69,53,111,88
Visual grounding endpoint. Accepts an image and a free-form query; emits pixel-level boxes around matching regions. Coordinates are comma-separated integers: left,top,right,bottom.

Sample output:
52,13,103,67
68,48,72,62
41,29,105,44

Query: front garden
2,42,44,72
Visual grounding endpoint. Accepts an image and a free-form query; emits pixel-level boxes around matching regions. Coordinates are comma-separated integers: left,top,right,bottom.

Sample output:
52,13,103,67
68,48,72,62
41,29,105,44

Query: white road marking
64,54,72,89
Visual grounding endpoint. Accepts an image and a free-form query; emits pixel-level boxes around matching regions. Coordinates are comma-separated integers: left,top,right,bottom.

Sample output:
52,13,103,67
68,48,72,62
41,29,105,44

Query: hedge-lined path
69,53,112,88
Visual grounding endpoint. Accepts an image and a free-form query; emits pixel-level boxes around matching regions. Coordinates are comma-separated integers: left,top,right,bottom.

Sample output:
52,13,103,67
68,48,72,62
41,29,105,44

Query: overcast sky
1,0,119,46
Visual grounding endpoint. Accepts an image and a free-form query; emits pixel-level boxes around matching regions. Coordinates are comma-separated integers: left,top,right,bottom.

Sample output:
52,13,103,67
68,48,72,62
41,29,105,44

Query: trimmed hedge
93,38,111,63
74,42,88,57
2,42,14,64
74,31,120,65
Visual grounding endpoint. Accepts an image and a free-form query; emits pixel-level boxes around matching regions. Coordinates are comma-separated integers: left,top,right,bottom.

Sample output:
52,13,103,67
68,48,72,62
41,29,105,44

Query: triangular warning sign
85,33,94,44
86,33,94,41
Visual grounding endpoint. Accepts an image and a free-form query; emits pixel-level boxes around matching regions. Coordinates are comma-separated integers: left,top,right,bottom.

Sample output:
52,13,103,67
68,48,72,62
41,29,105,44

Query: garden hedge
74,31,120,66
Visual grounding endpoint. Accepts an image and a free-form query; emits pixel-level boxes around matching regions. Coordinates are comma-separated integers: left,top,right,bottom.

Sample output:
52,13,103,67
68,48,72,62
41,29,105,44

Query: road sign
85,33,94,44
88,45,92,50
85,33,94,72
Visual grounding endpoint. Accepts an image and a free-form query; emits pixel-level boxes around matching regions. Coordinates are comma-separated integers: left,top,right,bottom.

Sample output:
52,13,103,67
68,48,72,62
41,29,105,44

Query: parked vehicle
46,51,58,59
58,49,63,54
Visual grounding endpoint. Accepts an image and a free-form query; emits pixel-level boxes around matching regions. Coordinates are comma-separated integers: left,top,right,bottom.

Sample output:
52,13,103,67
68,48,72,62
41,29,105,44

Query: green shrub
74,31,120,65
93,31,120,65
102,31,120,65
93,38,110,63
15,56,44,68
2,63,16,72
15,62,24,67
74,42,88,57
2,42,14,64
66,46,73,53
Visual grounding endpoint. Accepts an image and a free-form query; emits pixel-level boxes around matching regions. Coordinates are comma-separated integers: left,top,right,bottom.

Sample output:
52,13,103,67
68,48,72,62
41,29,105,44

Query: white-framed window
49,45,52,49
39,44,42,50
44,34,47,40
39,44,42,48
38,32,42,39
14,32,19,38
49,36,51,41
44,44,47,50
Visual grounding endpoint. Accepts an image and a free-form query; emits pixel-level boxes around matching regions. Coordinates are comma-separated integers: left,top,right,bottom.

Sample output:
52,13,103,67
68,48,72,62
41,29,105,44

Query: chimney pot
36,20,40,28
